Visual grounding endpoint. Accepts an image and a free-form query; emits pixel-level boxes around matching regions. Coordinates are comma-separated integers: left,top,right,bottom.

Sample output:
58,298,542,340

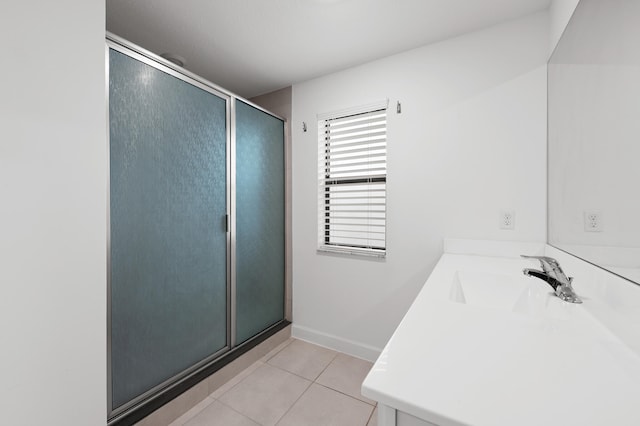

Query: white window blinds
317,105,387,257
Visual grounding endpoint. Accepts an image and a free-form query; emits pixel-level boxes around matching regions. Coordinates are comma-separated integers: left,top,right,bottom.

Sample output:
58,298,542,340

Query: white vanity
362,239,640,426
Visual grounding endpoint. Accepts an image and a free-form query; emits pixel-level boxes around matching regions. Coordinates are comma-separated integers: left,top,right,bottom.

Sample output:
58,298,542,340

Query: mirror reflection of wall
548,0,640,284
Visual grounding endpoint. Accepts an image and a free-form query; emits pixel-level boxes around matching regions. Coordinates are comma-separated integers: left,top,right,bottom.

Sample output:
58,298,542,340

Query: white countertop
362,243,640,426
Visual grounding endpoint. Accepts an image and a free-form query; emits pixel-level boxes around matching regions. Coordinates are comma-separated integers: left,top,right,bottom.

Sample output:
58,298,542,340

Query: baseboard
291,324,382,362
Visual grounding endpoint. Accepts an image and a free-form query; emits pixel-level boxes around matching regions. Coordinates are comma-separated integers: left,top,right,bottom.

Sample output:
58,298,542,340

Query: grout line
212,336,294,400
312,351,339,381
179,337,300,426
263,337,295,363
312,351,377,405
264,339,339,382
272,379,314,426
174,396,216,426
314,382,376,407
266,357,332,383
215,399,262,426
210,360,265,399
213,338,375,425
366,403,377,426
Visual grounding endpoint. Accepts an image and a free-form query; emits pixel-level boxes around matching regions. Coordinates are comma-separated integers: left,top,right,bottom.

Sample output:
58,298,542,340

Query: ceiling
107,0,551,98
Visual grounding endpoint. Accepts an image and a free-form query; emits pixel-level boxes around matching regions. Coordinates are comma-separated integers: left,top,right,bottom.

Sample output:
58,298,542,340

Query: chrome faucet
521,255,582,304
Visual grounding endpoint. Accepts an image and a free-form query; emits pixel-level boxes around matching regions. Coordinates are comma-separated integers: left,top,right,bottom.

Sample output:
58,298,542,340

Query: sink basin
450,270,571,319
450,270,530,309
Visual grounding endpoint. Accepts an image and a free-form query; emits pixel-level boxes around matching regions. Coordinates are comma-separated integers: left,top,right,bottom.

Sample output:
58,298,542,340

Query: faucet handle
521,254,558,263
520,255,562,274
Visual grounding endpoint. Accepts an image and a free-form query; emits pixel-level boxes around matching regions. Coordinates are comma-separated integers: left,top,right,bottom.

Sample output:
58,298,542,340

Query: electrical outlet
499,210,515,230
584,211,603,232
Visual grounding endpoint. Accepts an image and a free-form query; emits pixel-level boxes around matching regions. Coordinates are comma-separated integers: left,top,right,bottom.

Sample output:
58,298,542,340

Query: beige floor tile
169,397,215,425
267,339,337,380
185,400,259,426
367,406,378,426
207,326,291,396
277,383,374,426
260,338,294,362
210,360,264,399
218,363,311,426
316,353,375,405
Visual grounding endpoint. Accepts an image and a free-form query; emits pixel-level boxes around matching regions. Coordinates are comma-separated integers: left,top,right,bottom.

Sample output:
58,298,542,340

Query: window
317,101,387,257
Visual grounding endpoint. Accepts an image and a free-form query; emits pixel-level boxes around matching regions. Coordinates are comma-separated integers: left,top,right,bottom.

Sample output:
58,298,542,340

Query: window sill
317,246,386,259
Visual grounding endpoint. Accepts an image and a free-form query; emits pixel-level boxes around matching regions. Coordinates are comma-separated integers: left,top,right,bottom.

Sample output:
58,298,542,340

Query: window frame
317,100,388,258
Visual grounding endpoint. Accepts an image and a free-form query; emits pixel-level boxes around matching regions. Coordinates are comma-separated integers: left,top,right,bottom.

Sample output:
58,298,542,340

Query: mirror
548,0,640,284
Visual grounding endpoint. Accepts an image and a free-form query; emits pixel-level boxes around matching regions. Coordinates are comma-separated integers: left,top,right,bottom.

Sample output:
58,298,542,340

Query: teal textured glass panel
109,49,227,409
235,100,285,344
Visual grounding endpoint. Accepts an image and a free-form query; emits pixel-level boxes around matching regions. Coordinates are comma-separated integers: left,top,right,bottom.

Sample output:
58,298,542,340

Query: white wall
549,0,580,55
0,2,106,425
291,12,549,360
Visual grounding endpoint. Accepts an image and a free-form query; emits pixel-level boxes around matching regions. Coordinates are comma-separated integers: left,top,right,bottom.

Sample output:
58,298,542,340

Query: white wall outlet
499,210,515,230
584,211,603,232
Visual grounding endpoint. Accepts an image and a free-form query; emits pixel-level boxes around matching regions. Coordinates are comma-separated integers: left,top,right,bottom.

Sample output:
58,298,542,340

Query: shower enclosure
107,35,286,425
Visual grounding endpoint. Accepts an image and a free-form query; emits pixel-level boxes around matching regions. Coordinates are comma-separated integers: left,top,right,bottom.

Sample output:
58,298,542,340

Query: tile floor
169,338,378,426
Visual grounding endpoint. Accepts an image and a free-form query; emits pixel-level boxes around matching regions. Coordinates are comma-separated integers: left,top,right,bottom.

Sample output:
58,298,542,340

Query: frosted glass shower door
235,100,285,344
109,49,228,410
